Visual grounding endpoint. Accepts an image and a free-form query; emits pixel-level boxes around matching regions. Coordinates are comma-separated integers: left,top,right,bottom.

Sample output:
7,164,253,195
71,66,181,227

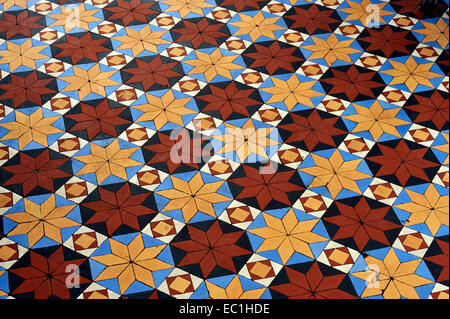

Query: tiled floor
0,0,448,299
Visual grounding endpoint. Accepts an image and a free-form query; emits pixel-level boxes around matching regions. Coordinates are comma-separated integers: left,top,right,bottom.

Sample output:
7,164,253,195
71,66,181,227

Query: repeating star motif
0,0,448,300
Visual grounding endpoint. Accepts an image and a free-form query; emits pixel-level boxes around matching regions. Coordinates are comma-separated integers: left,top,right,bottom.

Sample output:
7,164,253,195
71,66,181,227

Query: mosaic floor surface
0,0,448,299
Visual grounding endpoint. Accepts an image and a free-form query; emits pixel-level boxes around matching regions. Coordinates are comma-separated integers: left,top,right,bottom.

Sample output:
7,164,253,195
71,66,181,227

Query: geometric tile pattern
0,0,448,299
